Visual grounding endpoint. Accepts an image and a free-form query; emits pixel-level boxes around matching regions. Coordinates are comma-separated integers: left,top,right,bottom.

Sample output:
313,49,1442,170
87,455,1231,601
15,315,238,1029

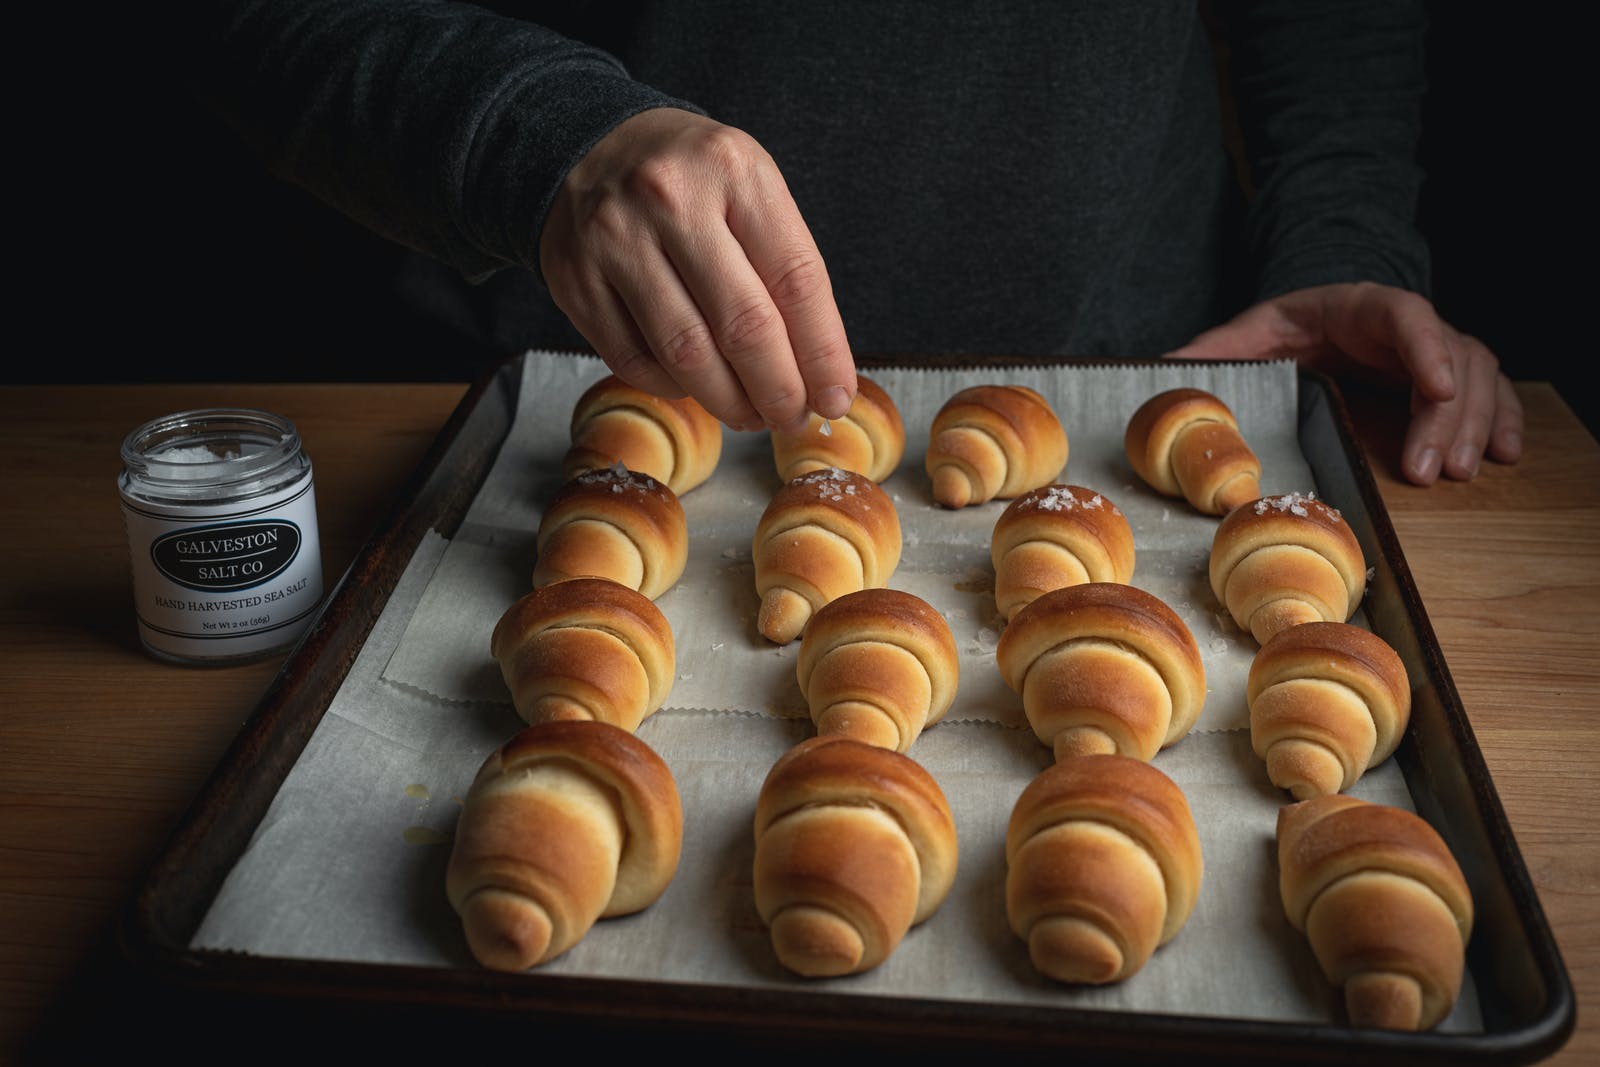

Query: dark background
23,6,1592,435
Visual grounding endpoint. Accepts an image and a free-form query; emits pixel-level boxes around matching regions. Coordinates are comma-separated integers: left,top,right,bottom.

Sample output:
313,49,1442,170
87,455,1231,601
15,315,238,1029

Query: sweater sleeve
185,0,701,282
1213,0,1432,302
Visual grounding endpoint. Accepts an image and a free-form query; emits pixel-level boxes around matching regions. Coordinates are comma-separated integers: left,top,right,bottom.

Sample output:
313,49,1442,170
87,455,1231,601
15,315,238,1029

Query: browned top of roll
1124,388,1236,485
489,576,674,664
797,587,960,714
1276,794,1473,937
1248,621,1410,714
754,735,958,916
991,484,1136,582
754,468,902,573
1006,753,1203,940
935,383,1056,431
538,467,687,551
930,385,1066,461
490,721,680,902
1209,492,1366,601
996,582,1205,708
566,374,722,492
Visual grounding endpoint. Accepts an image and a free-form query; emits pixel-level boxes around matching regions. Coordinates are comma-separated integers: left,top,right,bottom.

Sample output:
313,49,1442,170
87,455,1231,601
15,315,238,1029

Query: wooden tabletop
1,376,1594,1063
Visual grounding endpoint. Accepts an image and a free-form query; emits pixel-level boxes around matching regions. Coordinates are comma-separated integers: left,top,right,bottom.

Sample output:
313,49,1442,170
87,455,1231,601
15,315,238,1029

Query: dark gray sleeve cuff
192,0,703,282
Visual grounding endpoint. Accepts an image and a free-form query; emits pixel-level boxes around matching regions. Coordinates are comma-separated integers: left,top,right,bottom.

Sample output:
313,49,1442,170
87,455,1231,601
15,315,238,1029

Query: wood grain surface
1,378,1593,1064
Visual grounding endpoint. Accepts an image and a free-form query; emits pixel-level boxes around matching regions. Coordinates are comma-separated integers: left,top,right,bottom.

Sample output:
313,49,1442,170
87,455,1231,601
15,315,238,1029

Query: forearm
1215,0,1431,301
188,0,697,279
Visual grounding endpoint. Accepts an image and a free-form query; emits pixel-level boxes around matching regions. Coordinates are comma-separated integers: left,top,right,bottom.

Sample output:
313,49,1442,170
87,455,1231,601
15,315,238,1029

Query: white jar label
120,473,323,660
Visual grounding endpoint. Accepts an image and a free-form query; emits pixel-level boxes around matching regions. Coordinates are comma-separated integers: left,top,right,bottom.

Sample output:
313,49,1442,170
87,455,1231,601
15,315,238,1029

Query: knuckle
698,124,763,173
580,193,639,246
627,154,695,213
764,253,830,309
717,298,782,353
754,381,807,420
604,345,659,385
655,320,720,374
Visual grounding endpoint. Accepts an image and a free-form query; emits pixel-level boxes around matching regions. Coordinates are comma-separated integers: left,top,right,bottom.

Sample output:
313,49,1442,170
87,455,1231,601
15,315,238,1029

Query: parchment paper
193,349,1481,1032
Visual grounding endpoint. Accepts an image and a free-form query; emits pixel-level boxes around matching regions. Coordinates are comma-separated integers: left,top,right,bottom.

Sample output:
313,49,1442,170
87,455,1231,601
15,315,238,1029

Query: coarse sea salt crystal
152,444,237,463
819,419,833,437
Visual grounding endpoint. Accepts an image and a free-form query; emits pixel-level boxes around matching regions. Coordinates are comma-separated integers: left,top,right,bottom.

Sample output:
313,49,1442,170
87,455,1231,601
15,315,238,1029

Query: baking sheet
191,350,1479,1029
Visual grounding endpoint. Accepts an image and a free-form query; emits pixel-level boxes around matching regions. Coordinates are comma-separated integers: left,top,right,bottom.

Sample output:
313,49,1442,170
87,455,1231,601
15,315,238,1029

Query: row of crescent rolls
445,576,686,973
993,572,1208,987
442,374,727,974
1207,487,1471,1031
756,380,966,978
748,378,1072,978
752,557,964,978
1124,387,1471,1031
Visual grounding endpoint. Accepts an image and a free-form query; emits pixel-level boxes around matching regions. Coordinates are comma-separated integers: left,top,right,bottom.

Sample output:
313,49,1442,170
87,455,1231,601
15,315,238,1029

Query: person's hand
539,107,857,433
1166,282,1523,485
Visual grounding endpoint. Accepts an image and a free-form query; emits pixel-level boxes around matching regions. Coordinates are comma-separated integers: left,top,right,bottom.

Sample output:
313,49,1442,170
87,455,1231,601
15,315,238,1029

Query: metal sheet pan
119,353,1575,1064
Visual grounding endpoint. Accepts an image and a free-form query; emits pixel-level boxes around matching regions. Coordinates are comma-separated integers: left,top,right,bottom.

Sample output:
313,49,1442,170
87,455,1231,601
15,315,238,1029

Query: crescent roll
925,384,1068,509
446,720,683,971
771,375,905,483
490,577,676,732
564,374,723,495
991,484,1136,621
1210,491,1368,645
753,736,958,977
752,467,902,644
1125,387,1261,516
1277,795,1473,1031
996,582,1206,762
1249,621,1411,799
796,587,959,751
1006,754,1203,985
533,466,688,600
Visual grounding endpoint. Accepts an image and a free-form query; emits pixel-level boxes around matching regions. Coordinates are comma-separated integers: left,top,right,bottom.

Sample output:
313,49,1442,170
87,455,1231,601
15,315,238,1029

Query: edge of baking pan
1294,366,1575,1062
111,353,1574,1064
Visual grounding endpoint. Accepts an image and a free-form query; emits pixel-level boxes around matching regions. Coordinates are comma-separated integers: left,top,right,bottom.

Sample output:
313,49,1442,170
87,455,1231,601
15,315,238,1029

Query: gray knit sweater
190,0,1430,362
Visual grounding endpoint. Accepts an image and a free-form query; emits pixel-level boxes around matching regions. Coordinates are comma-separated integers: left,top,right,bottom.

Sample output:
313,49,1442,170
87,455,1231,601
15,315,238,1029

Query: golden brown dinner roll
752,467,902,644
924,384,1068,508
1276,795,1473,1031
996,583,1206,762
991,484,1136,621
1006,754,1203,985
795,587,959,751
564,374,723,495
445,720,683,971
490,577,676,732
1124,387,1261,516
1248,621,1411,799
771,375,905,484
1209,491,1368,645
753,736,958,977
533,466,688,600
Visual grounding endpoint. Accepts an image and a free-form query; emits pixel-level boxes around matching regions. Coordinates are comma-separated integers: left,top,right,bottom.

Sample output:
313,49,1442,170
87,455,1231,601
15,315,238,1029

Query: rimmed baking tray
117,353,1575,1064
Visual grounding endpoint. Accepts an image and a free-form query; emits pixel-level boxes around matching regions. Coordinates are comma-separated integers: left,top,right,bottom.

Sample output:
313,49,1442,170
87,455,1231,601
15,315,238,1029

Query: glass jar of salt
117,408,323,664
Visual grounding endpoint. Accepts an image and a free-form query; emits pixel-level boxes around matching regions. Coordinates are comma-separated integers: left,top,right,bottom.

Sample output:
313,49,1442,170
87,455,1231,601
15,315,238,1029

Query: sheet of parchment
193,349,1480,1032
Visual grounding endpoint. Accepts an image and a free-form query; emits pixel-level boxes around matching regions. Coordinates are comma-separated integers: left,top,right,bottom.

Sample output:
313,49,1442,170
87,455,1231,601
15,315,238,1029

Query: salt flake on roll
1209,490,1367,645
751,467,901,644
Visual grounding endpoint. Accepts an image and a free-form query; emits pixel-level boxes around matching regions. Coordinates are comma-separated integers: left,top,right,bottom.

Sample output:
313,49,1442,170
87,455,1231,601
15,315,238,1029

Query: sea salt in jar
118,408,324,664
